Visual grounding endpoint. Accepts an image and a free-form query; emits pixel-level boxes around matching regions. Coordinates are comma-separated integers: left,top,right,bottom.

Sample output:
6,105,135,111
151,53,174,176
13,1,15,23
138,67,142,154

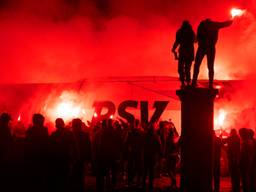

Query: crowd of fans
0,112,179,192
0,112,256,192
213,128,256,192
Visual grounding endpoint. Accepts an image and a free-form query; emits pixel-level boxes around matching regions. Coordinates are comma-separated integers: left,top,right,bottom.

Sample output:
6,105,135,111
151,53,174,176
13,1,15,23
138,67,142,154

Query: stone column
176,88,218,192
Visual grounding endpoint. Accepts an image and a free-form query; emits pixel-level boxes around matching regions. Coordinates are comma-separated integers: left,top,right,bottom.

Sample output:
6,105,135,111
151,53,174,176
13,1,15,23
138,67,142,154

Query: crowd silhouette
213,128,256,192
0,112,256,192
0,112,177,192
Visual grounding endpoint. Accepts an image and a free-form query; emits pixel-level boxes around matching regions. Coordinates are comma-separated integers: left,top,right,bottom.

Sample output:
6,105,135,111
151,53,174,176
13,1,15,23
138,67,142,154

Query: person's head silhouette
72,118,82,132
239,128,250,140
32,113,45,127
182,20,189,26
181,20,192,29
0,112,12,127
55,118,65,130
230,128,238,136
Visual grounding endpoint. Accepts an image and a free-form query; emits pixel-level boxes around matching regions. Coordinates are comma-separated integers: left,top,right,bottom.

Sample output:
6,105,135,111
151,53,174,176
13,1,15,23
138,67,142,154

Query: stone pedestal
176,88,218,192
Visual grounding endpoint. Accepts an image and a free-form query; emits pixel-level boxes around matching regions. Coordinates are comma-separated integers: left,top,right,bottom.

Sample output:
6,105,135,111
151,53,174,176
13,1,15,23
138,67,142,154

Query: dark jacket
197,19,232,47
173,22,195,61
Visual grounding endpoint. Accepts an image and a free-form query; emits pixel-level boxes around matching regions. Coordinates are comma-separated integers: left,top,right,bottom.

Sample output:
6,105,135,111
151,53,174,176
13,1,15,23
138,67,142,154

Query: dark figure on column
192,19,233,88
172,20,195,88
223,129,240,192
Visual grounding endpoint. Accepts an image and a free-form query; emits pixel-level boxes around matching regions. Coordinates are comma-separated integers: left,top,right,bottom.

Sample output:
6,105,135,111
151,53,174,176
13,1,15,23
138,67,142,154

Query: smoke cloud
0,0,255,83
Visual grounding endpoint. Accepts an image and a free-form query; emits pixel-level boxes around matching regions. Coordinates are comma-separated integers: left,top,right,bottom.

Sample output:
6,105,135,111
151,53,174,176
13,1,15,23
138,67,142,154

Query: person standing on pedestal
172,20,196,89
191,18,233,88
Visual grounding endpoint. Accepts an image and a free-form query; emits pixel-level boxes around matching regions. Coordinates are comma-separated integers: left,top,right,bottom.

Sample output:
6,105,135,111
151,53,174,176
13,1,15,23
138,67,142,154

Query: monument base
177,88,218,192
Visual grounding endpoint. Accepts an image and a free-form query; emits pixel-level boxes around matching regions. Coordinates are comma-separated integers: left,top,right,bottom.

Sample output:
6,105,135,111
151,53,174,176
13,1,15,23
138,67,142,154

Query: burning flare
230,8,245,18
55,101,82,120
214,109,227,130
17,114,21,122
47,91,86,122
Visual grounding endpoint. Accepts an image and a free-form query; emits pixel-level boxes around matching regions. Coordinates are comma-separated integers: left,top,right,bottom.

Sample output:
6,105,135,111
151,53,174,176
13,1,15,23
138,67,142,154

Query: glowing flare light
17,115,21,121
214,109,227,130
48,91,86,122
55,101,82,120
230,8,245,18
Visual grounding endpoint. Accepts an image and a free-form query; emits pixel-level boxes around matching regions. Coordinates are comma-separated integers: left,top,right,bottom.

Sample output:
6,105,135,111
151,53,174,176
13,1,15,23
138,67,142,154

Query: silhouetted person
94,119,121,192
142,122,162,192
12,123,27,191
26,113,49,192
239,128,254,192
71,118,92,192
0,113,13,191
125,119,144,187
248,129,256,192
165,123,179,189
192,19,233,88
223,129,240,192
110,120,125,182
93,120,105,192
156,121,168,177
172,20,195,88
50,118,76,192
213,132,222,192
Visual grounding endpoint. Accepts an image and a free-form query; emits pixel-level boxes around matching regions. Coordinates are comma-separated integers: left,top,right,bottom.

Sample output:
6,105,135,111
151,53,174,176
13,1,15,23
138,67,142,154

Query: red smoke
1,0,255,83
0,0,256,133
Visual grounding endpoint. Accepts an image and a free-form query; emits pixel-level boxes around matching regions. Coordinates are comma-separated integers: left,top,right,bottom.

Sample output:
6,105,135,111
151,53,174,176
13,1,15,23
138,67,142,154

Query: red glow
55,101,82,120
215,85,222,89
214,109,227,130
0,1,255,137
46,91,87,122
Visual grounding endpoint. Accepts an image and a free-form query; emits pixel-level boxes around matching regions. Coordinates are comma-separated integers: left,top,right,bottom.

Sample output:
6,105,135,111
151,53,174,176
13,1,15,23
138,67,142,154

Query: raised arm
214,20,233,29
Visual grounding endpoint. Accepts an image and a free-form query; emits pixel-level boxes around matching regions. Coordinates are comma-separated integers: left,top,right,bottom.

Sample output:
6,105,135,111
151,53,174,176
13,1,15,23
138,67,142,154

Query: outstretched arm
214,20,233,29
